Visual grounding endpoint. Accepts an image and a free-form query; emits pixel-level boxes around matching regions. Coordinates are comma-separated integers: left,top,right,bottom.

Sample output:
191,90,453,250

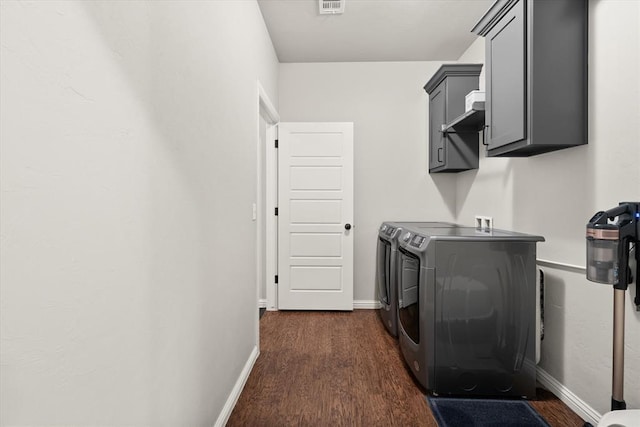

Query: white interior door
278,122,354,310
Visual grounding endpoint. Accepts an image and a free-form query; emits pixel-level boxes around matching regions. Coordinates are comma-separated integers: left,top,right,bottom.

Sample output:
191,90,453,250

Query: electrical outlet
483,216,493,231
475,215,483,230
475,215,493,232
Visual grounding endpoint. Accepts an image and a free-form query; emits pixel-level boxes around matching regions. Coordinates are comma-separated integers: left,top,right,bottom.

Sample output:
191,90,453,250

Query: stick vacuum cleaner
586,202,639,414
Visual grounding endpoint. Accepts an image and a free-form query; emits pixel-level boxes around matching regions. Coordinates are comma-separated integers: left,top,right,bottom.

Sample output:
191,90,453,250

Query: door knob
345,223,352,230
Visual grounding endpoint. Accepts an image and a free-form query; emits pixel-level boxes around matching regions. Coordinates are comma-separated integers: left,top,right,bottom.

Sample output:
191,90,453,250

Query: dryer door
376,237,392,306
398,248,421,345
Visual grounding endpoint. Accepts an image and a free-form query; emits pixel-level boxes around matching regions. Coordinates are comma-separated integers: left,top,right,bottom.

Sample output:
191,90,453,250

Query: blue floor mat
427,396,551,427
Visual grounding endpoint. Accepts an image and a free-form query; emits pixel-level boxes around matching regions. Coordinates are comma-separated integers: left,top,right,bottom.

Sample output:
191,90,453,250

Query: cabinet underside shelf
441,102,485,134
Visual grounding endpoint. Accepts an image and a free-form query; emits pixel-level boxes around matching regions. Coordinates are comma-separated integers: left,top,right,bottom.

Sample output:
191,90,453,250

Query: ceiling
257,0,494,63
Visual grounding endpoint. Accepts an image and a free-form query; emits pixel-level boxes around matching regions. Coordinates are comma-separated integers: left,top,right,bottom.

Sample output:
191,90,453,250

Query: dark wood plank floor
228,310,585,427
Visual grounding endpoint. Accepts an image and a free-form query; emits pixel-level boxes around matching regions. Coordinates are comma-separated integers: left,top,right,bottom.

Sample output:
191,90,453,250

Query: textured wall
0,1,278,424
456,0,640,415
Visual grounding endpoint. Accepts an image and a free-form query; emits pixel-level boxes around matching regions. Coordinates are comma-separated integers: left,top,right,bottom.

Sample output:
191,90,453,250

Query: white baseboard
353,300,381,309
213,345,259,427
263,300,381,310
537,367,601,426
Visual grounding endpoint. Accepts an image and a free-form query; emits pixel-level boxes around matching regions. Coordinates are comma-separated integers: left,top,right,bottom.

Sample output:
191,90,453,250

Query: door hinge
275,275,278,284
275,207,278,216
275,139,279,148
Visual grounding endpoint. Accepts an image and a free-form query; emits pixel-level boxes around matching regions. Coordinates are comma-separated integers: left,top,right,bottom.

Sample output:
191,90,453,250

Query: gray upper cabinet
472,0,588,157
424,64,483,173
429,83,447,171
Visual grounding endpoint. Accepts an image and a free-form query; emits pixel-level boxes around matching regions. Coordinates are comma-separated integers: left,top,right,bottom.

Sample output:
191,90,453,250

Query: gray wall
279,62,458,302
0,1,278,424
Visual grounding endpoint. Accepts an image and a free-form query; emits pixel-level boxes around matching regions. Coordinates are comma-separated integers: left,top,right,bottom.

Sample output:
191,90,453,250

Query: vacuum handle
635,241,640,311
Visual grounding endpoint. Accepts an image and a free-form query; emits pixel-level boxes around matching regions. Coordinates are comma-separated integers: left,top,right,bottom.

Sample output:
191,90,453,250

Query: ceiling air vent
319,0,345,15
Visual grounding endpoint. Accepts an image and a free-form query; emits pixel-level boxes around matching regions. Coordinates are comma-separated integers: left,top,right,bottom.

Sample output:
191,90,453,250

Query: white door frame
257,81,279,323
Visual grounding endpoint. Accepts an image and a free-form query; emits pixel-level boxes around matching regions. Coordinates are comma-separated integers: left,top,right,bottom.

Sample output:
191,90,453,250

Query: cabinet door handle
437,147,443,162
482,125,489,146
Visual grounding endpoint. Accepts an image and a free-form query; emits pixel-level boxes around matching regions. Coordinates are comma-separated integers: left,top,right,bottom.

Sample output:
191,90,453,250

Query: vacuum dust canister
586,223,620,285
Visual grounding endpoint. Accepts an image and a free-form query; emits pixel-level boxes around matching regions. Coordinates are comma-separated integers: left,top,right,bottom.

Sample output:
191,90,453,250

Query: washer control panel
410,234,426,248
381,224,397,237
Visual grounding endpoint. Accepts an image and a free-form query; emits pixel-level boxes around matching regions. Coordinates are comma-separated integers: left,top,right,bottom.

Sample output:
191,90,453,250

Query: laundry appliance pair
376,222,544,398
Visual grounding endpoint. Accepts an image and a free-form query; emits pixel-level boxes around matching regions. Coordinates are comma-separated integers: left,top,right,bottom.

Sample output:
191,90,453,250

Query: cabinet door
486,0,526,149
429,82,446,170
